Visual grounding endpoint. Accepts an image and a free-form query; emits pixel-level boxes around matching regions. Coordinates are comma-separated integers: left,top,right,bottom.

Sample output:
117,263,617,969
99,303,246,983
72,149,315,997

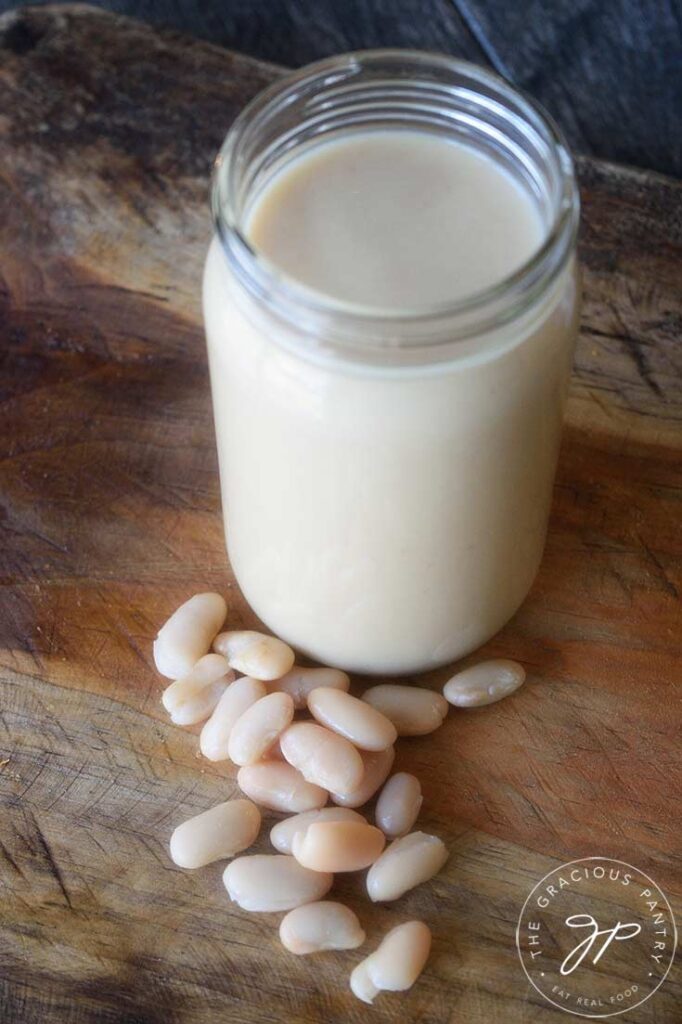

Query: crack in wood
26,809,73,910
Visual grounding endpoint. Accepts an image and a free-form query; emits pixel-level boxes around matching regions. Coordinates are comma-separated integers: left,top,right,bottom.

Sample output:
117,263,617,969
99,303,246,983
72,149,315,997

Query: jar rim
211,49,579,354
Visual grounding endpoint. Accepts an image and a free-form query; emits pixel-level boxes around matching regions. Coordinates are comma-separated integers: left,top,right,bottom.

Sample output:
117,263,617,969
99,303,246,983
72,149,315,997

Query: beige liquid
248,133,544,307
204,130,579,673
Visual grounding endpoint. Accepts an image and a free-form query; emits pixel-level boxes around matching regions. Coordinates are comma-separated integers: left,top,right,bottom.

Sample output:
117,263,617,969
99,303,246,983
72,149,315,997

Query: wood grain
0,6,680,1023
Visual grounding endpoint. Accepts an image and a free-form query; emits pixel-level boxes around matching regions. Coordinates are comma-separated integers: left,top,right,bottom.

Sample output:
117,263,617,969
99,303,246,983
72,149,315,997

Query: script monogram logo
560,916,641,976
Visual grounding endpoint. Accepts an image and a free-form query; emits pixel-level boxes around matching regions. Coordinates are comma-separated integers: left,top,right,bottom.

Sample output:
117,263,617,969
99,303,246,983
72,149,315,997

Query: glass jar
204,51,580,675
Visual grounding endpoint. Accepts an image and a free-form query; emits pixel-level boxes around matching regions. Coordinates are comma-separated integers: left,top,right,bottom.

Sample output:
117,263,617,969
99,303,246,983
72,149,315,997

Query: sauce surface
246,130,545,309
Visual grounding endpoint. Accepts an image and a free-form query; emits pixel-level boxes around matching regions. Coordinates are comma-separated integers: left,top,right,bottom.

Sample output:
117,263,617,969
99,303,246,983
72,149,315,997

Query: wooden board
0,6,680,1023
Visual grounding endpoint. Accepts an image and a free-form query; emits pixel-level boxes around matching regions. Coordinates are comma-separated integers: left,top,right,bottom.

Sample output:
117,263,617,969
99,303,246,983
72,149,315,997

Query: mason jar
204,51,580,675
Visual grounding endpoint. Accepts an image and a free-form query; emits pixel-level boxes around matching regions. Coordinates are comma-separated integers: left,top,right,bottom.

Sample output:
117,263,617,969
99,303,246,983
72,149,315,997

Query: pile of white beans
154,592,525,1004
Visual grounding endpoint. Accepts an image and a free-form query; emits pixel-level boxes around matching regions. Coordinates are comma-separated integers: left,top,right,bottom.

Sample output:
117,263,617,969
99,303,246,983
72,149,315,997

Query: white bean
280,722,364,797
227,692,294,766
199,676,267,761
213,630,294,681
362,685,448,736
279,902,365,955
223,854,332,912
267,666,350,710
292,820,385,873
366,832,448,902
307,688,397,751
153,592,226,679
375,773,422,838
168,680,228,726
161,653,233,725
169,799,260,869
349,960,378,1004
330,746,395,808
237,761,327,813
270,808,366,854
443,659,526,707
350,921,431,1004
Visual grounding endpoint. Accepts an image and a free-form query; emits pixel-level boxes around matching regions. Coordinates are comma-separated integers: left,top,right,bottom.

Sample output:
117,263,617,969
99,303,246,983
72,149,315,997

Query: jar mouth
211,50,579,356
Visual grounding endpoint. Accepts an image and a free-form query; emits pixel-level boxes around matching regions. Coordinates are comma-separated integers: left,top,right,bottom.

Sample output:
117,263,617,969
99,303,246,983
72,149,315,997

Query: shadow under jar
204,51,580,675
